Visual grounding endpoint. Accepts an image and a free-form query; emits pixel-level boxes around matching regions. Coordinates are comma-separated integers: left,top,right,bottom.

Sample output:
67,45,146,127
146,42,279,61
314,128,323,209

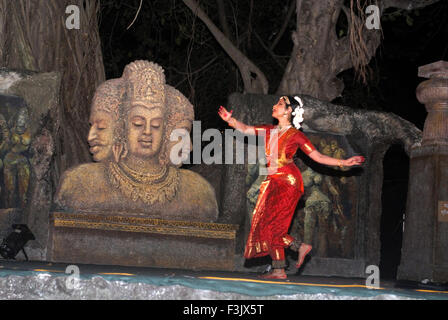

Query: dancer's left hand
218,106,233,122
345,156,365,167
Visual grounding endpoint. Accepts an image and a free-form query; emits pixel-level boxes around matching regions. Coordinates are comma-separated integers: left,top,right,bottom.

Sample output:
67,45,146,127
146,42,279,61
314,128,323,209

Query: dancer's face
272,98,291,120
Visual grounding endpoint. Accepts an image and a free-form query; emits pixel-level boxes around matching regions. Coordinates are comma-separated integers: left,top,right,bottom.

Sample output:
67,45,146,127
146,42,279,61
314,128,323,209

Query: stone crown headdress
91,78,125,119
122,60,166,109
165,85,194,123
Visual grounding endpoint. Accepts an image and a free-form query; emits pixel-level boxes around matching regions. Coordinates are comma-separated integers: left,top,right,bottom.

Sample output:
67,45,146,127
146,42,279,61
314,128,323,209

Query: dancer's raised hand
218,106,233,122
344,156,365,167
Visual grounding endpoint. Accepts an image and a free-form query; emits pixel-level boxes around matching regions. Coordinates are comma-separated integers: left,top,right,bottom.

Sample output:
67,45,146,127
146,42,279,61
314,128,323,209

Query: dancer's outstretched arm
308,150,365,168
218,106,256,135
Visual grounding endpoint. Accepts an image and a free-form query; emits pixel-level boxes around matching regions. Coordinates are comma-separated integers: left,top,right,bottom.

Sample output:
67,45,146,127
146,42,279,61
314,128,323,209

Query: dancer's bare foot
258,268,287,280
296,243,312,269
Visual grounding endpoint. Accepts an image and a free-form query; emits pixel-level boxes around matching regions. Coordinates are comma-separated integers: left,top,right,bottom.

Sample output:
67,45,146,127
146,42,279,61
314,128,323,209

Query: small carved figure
4,107,31,208
302,167,332,257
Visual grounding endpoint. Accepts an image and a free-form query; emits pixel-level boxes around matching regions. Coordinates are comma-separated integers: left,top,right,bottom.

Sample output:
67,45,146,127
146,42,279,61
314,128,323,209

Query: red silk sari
244,125,316,262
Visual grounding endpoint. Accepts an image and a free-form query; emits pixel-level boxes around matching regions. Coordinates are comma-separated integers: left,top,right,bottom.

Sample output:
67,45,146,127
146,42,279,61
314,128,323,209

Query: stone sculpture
54,60,218,222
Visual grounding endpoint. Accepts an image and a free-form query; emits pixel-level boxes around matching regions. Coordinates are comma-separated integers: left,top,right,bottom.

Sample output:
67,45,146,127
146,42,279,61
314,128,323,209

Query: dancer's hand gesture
344,156,365,167
218,106,233,122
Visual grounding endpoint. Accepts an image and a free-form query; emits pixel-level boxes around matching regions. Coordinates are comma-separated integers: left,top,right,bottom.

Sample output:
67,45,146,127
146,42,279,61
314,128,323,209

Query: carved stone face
127,105,164,159
88,110,116,162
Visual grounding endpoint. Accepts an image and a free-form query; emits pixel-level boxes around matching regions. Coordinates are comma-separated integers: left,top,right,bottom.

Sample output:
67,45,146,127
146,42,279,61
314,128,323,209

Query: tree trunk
276,0,381,101
0,0,105,179
276,0,440,101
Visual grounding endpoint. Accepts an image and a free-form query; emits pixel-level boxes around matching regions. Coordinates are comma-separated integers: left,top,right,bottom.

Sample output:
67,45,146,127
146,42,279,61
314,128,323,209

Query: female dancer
218,96,365,279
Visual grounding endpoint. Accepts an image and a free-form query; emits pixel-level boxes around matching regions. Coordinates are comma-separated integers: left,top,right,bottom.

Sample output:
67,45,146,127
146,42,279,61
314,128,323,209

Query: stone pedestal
47,212,238,271
398,61,448,283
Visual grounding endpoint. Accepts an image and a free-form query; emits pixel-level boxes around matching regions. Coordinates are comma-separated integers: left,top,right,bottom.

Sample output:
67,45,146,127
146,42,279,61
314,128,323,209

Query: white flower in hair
291,96,304,129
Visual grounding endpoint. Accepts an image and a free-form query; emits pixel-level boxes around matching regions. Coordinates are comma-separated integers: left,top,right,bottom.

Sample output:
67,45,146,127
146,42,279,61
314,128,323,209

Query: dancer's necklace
277,124,291,132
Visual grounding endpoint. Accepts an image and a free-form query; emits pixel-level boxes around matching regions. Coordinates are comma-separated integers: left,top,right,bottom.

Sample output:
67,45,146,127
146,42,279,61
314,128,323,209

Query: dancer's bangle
337,160,344,169
228,117,237,128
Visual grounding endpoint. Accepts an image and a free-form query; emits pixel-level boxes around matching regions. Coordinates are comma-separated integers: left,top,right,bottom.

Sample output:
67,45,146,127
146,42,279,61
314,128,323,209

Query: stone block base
48,213,238,271
398,261,448,283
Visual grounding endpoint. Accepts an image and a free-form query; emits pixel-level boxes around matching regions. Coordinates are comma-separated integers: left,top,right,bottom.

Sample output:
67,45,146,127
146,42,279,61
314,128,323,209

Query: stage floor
0,259,447,300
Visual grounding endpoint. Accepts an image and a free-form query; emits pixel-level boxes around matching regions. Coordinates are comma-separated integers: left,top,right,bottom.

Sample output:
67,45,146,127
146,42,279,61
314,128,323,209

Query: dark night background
97,0,448,280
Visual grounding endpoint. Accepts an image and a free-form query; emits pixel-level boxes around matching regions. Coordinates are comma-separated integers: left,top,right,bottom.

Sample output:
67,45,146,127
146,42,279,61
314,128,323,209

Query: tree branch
381,0,440,11
216,0,232,41
126,0,143,30
270,0,296,51
253,30,284,69
182,0,268,94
